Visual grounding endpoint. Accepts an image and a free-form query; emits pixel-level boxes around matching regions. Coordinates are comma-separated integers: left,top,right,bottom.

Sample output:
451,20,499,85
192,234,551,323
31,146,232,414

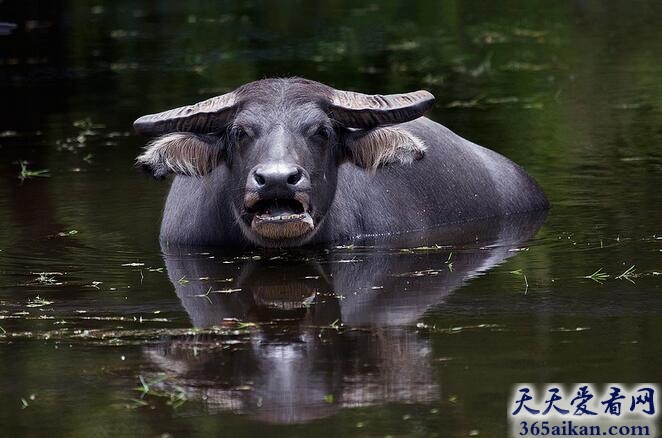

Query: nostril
254,172,266,186
287,169,302,185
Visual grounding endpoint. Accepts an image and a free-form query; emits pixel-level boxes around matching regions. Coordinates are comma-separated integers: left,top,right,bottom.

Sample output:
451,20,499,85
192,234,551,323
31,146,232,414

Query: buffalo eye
311,125,332,141
230,125,254,143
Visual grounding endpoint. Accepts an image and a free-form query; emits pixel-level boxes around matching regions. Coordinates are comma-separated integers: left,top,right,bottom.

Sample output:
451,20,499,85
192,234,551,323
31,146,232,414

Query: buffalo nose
251,164,306,190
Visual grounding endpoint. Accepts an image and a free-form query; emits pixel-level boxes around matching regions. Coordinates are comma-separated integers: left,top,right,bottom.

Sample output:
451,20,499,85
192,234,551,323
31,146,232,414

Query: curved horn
134,92,238,137
328,89,435,129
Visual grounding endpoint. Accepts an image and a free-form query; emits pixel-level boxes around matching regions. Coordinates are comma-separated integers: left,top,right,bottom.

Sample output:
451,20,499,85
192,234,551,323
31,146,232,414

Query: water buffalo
134,78,548,247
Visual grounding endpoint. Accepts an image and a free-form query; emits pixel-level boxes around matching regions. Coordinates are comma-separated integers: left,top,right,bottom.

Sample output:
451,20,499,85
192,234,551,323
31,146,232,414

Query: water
1,1,661,436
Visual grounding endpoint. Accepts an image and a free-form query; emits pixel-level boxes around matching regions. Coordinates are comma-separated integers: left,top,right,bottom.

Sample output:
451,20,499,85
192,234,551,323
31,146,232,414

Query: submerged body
134,77,548,247
159,117,547,246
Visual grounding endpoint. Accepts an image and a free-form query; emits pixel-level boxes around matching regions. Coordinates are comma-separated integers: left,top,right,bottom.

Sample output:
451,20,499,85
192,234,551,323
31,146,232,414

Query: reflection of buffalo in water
144,213,545,423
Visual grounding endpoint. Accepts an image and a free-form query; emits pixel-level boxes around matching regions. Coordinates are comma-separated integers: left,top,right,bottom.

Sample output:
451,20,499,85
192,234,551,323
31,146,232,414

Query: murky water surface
1,1,661,436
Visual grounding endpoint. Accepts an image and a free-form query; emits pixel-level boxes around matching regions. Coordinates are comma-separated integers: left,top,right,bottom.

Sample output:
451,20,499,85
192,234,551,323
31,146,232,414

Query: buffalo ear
136,133,223,179
343,127,427,169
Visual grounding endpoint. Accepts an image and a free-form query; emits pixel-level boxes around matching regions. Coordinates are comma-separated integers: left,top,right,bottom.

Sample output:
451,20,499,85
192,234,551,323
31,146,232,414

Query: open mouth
246,198,314,240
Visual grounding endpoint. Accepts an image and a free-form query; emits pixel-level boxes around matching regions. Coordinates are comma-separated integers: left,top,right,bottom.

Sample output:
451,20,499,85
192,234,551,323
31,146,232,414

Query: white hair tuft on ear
136,133,222,178
346,127,427,169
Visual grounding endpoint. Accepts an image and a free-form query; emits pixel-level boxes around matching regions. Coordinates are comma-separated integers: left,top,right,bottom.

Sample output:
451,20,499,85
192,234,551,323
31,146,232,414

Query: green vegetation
18,161,49,180
616,265,637,283
584,268,610,283
509,268,529,293
132,375,187,409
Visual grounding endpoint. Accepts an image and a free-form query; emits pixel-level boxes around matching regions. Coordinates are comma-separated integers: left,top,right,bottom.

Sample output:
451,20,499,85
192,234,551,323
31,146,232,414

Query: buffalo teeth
257,213,307,221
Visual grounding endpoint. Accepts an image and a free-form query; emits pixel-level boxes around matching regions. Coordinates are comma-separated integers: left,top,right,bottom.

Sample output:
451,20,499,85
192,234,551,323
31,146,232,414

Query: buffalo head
134,78,434,246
